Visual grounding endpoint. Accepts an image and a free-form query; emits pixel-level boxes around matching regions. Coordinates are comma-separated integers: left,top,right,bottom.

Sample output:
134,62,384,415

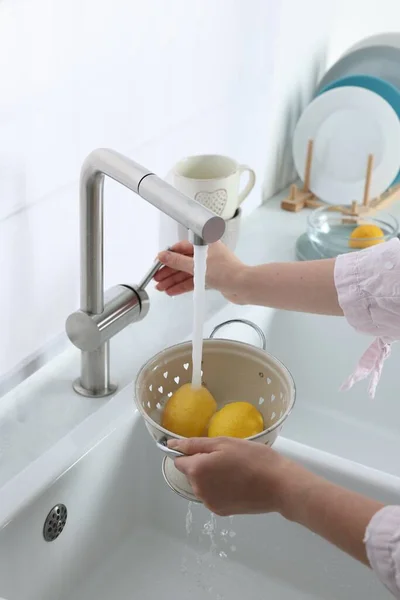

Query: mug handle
237,165,256,205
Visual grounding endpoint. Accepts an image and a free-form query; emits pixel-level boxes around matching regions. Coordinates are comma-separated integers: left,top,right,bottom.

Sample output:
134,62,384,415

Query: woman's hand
154,241,247,304
168,436,304,516
168,436,383,567
155,242,343,315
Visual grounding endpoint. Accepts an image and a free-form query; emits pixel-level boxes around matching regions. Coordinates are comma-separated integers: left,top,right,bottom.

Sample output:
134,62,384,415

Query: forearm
281,470,384,566
237,259,343,316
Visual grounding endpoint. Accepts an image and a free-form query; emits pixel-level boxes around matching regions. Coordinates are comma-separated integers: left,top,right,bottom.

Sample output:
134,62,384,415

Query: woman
155,237,400,598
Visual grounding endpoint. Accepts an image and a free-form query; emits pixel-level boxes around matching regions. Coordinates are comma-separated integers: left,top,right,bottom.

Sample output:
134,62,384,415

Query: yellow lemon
208,401,264,439
349,224,384,249
162,383,217,437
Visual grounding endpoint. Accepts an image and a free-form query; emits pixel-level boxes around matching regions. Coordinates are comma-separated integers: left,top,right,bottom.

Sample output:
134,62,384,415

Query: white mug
172,154,256,220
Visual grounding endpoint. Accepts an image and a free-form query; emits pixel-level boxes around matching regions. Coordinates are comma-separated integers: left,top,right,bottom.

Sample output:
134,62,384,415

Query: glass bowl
307,206,399,259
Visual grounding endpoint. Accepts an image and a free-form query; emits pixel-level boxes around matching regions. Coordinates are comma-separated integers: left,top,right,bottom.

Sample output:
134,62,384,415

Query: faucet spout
68,148,225,398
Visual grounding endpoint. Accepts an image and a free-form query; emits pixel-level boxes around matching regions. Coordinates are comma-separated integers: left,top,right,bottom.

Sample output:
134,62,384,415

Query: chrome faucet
66,148,225,398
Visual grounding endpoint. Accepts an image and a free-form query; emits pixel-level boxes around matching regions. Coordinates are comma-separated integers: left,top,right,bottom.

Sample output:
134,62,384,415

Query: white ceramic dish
344,32,400,56
292,86,400,205
0,401,396,600
317,45,400,94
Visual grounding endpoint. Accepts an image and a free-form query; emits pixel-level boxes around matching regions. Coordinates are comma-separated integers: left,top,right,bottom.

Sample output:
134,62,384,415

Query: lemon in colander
208,401,264,439
162,383,217,437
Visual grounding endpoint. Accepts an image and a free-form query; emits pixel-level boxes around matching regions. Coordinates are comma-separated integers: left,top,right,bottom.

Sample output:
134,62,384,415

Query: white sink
0,387,397,600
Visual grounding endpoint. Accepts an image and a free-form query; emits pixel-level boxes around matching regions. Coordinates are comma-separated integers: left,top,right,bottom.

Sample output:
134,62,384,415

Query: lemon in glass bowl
307,206,398,258
349,224,384,249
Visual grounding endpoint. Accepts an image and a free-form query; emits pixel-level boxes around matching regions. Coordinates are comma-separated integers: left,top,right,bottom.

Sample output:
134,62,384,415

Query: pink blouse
334,238,400,597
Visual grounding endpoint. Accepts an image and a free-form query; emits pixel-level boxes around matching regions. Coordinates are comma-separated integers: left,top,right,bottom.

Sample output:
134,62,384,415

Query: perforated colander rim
134,338,296,441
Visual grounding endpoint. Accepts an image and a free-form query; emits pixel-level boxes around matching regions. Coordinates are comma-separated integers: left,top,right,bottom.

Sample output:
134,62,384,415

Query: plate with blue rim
318,74,400,186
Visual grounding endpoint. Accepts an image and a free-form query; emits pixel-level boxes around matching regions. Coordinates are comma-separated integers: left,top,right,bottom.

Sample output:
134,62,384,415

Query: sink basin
204,303,400,478
0,386,397,600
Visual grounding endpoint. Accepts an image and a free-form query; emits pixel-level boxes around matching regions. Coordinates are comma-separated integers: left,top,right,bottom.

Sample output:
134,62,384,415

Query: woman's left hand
168,436,308,516
168,436,383,568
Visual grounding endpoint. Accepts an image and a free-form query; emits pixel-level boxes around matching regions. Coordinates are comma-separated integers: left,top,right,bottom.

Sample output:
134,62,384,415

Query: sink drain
43,504,67,542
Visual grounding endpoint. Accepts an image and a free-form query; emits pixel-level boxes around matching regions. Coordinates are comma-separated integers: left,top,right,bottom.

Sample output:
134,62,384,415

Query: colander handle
209,318,267,350
156,436,186,458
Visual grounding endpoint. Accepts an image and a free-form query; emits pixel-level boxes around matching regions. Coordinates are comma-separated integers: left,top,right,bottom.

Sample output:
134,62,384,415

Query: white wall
1,0,398,383
0,0,284,381
328,0,400,64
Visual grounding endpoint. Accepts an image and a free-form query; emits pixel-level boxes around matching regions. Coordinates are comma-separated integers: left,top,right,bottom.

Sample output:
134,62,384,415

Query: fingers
170,437,219,478
153,265,176,283
168,437,219,456
157,249,194,275
155,271,192,291
159,276,194,296
167,241,194,255
174,454,205,480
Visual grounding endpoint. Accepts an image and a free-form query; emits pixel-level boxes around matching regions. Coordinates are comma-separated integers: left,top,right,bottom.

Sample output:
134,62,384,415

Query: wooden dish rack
281,140,400,218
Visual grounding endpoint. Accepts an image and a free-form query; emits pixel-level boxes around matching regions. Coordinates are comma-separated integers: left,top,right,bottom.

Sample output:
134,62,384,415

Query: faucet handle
137,247,170,290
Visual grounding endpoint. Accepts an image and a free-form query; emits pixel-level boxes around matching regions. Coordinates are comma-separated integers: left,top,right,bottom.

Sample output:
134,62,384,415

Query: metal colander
134,319,296,500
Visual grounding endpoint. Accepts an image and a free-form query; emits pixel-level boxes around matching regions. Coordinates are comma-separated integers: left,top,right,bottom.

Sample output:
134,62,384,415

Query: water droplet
149,384,153,391
258,397,265,405
271,394,276,402
183,362,189,370
185,502,193,535
174,376,180,384
219,551,227,559
158,386,163,394
271,411,276,420
180,556,188,574
167,392,173,398
267,377,272,384
163,371,168,379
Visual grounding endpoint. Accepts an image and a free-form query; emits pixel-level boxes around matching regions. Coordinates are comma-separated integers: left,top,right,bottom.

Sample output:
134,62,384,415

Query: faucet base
72,378,118,398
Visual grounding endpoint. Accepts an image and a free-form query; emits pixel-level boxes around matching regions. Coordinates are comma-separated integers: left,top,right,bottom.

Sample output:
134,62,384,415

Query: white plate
292,86,400,206
317,45,400,94
344,32,400,55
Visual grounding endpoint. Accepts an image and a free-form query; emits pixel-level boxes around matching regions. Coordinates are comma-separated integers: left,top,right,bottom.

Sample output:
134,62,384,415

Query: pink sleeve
333,238,400,398
334,238,400,339
365,506,400,597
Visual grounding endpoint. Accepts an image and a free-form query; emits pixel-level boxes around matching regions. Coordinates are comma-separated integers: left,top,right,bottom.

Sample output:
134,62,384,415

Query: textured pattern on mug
195,189,228,215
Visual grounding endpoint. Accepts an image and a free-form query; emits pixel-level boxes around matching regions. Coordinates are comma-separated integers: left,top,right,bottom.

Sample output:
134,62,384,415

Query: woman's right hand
154,241,247,304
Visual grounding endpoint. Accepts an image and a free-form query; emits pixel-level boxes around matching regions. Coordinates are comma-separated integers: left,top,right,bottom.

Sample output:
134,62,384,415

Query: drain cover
43,504,67,542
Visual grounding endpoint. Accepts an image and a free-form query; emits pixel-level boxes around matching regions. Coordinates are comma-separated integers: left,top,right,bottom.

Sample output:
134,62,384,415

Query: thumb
168,437,218,455
158,250,194,274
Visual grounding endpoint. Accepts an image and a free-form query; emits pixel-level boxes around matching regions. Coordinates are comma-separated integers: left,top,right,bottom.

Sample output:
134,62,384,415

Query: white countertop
2,189,399,488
